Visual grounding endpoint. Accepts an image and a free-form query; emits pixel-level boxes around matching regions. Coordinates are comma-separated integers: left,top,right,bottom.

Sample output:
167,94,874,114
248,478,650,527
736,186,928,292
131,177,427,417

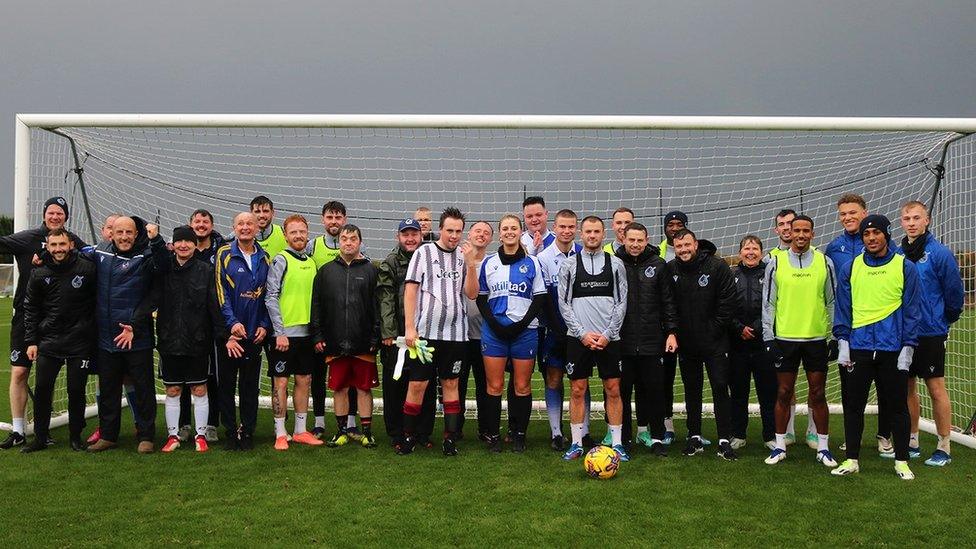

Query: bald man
84,216,166,453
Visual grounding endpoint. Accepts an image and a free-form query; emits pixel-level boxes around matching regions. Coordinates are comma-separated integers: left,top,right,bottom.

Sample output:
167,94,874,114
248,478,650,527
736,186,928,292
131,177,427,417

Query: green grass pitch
0,299,972,547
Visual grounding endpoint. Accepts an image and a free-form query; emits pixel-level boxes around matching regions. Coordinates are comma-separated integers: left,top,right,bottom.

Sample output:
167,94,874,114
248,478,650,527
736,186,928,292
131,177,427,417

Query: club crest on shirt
698,274,709,287
10,351,20,362
120,261,130,271
644,266,656,278
565,362,575,375
452,360,462,374
274,361,286,373
71,275,84,289
518,264,528,274
919,251,930,264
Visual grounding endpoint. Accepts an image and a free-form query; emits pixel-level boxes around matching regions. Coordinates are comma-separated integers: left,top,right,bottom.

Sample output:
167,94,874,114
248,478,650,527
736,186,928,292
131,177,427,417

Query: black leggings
33,355,90,441
621,355,665,442
729,346,777,442
843,350,910,460
680,353,732,441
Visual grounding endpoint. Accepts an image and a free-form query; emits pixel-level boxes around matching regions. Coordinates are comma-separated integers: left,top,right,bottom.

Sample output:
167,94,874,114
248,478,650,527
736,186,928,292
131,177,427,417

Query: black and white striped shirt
405,242,468,342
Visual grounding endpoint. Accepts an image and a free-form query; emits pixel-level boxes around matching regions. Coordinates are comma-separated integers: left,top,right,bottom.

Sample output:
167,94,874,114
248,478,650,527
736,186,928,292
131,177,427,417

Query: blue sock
545,385,563,437
583,387,592,433
125,386,141,425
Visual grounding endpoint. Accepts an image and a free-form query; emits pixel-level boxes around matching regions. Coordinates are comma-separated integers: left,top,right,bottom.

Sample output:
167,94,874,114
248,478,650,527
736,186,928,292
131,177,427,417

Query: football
583,445,620,479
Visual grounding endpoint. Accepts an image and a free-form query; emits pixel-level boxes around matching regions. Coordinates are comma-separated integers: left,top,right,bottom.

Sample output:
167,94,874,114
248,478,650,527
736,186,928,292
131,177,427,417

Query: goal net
13,115,976,445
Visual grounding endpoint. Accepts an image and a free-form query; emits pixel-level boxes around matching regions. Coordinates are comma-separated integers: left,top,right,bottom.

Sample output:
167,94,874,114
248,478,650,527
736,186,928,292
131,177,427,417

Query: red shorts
327,356,379,391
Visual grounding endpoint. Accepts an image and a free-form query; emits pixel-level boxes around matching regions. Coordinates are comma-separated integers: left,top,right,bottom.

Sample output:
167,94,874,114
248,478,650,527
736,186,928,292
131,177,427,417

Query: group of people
0,191,964,480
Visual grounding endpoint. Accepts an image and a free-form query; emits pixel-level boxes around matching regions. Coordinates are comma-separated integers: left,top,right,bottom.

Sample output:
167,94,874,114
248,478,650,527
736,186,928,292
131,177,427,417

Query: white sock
274,417,286,438
637,425,648,435
775,433,786,451
664,417,674,432
609,424,622,446
786,405,796,436
192,394,208,437
11,418,24,435
570,423,585,445
315,415,326,429
346,415,356,429
909,431,919,448
818,434,829,452
937,435,951,454
295,412,307,435
165,395,180,437
807,409,817,435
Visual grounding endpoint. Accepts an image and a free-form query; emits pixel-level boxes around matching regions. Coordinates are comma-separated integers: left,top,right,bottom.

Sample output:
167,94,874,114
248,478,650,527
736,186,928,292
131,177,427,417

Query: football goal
11,114,976,447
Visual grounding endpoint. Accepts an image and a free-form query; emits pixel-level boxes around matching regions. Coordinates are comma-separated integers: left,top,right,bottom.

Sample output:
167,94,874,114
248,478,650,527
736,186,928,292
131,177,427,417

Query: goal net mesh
20,124,976,436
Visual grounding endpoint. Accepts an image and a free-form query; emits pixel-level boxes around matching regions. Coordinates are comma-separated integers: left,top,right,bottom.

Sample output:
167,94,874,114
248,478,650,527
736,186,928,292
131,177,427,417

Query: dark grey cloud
2,0,975,215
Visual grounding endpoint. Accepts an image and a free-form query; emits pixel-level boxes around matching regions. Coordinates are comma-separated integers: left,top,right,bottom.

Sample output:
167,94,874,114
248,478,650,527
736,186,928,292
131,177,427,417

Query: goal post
11,113,976,449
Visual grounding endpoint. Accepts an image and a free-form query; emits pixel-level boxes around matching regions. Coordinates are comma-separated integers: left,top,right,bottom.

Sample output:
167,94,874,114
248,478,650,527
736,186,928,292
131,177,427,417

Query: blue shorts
541,331,567,369
481,324,538,361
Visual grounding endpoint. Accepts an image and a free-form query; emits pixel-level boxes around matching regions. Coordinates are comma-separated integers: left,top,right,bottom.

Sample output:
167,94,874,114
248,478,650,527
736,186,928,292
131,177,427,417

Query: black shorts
565,338,622,381
8,311,31,368
407,339,467,382
909,335,947,379
267,336,315,377
159,354,209,386
776,339,828,373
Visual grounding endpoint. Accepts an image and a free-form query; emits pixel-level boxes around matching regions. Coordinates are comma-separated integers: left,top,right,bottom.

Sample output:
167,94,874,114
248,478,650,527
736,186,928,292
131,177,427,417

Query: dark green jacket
377,245,414,340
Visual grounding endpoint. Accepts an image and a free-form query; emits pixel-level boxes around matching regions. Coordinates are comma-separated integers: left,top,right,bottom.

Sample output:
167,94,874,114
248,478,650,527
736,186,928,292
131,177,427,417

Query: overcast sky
2,1,975,216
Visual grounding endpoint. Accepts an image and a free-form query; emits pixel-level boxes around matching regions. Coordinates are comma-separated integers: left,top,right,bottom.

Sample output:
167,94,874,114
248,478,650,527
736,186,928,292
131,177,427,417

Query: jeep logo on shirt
436,270,461,281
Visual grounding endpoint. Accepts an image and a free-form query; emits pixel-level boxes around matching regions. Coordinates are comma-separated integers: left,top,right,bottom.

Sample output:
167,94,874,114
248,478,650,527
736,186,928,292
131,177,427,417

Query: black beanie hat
664,210,688,226
172,225,197,243
859,214,891,241
43,196,68,220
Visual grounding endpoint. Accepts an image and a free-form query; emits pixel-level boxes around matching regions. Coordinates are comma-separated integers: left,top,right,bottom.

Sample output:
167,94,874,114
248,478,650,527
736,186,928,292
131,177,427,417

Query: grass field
0,301,972,547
